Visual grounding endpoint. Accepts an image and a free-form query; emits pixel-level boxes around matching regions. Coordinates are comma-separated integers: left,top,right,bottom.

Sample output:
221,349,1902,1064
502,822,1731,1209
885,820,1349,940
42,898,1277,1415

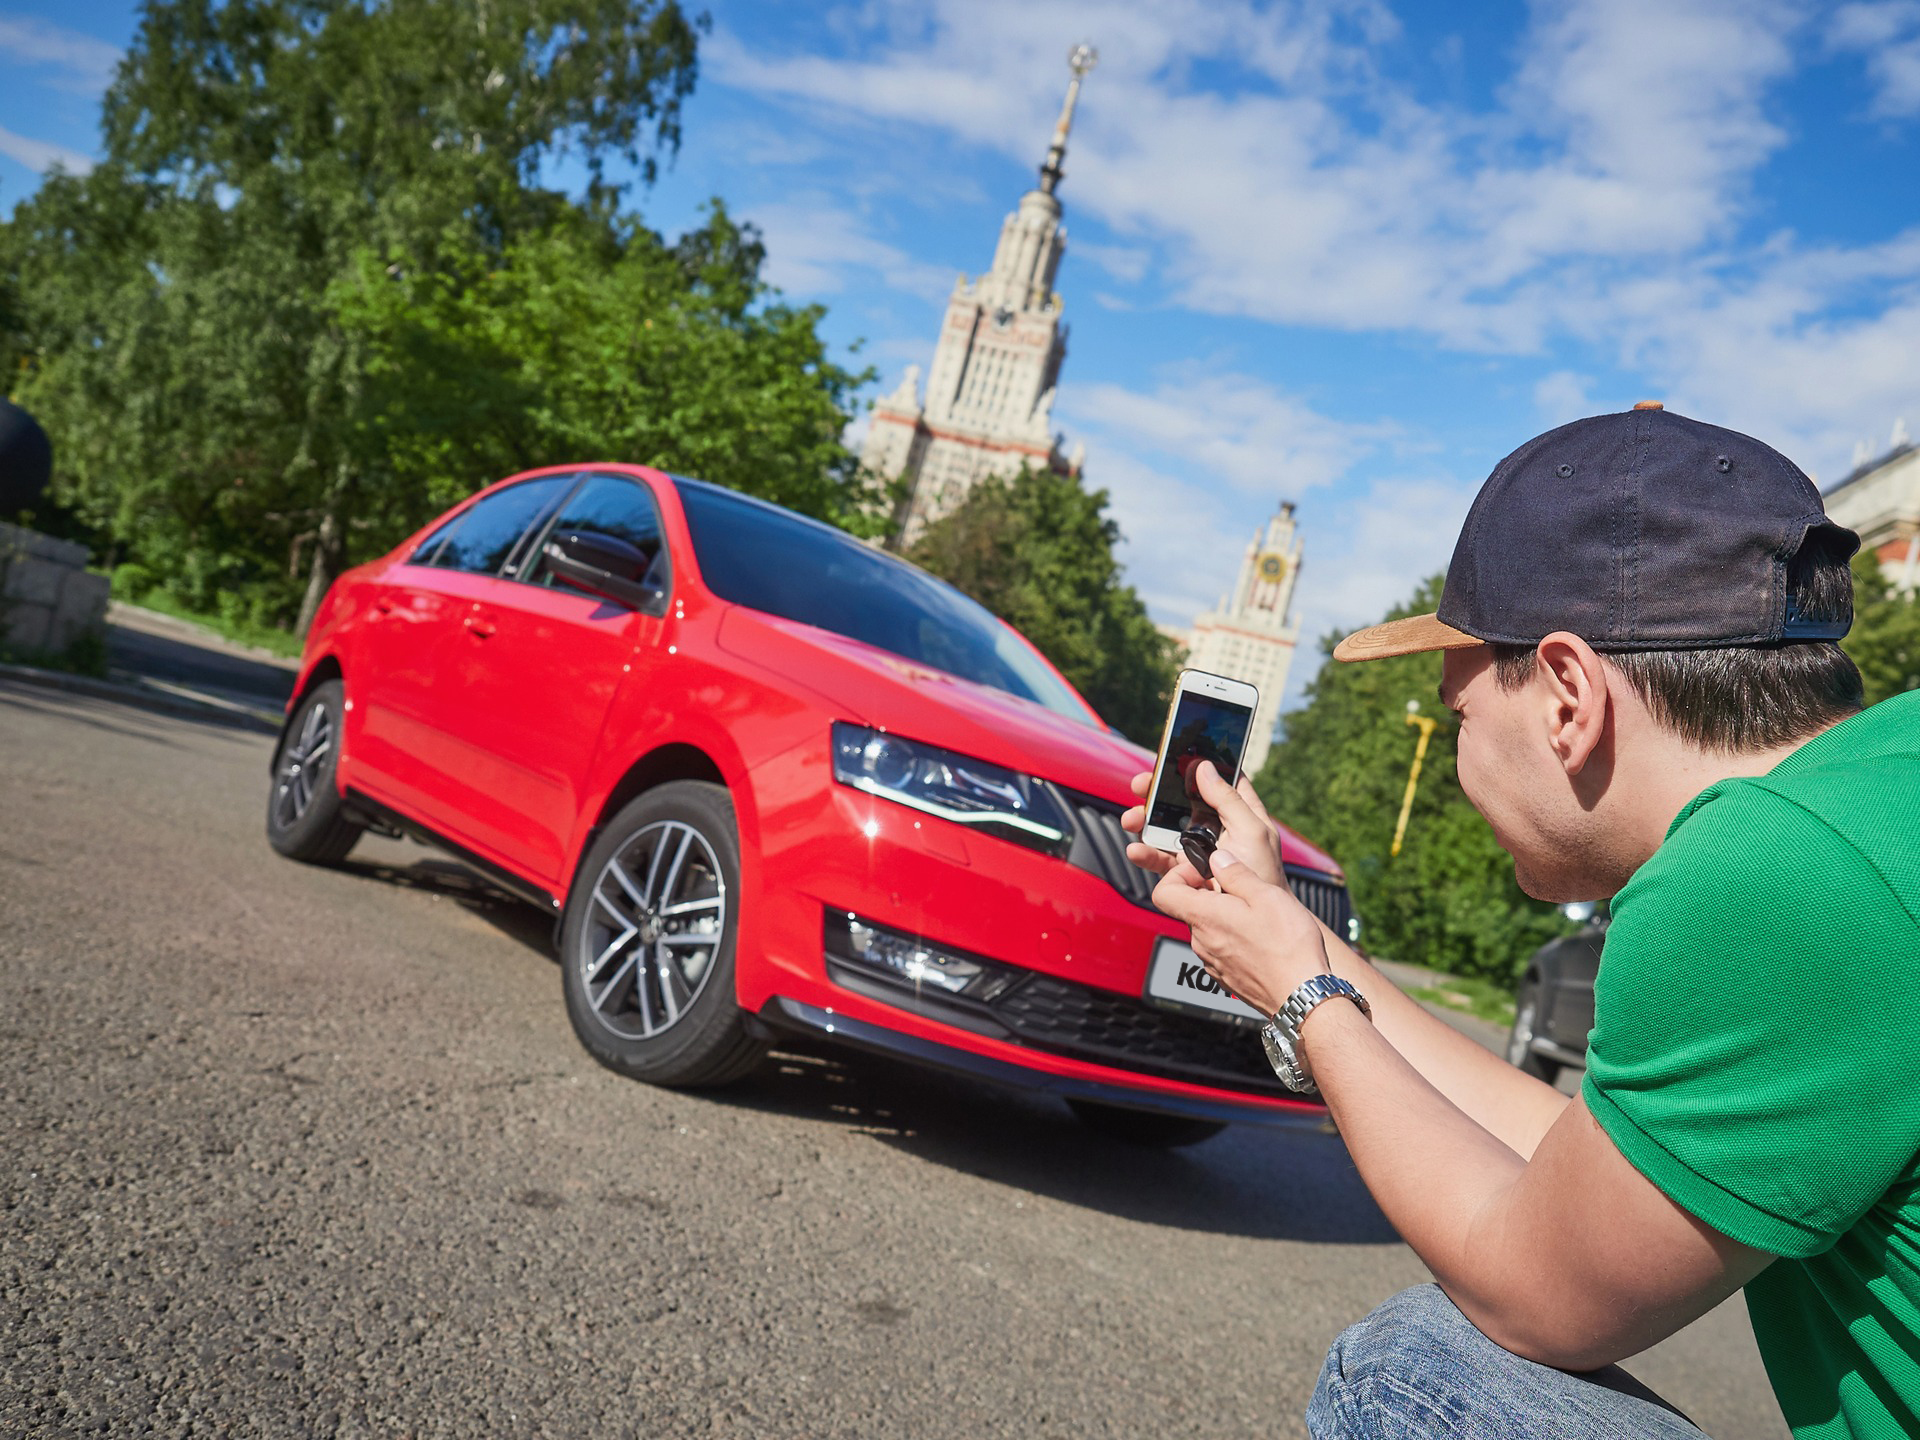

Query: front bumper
757,996,1327,1131
741,755,1340,1124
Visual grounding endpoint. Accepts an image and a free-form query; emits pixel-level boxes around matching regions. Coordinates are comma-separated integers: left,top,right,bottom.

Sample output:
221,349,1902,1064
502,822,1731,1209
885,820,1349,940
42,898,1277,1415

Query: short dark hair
1490,529,1864,751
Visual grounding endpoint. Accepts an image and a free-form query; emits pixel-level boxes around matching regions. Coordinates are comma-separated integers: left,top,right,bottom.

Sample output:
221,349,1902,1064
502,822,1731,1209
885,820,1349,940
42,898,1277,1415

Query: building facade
863,48,1095,545
1824,421,1919,595
1178,503,1305,776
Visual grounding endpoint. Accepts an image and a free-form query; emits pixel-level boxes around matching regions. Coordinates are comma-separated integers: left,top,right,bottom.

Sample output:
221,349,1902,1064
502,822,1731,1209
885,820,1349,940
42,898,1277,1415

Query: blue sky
4,0,1919,710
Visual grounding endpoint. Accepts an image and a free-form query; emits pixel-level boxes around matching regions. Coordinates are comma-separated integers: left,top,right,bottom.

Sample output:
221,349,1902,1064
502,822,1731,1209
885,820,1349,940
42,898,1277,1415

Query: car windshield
673,479,1096,728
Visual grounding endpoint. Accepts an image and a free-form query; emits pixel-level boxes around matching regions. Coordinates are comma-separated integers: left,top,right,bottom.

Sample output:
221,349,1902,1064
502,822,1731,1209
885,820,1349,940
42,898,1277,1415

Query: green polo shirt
1584,690,1920,1440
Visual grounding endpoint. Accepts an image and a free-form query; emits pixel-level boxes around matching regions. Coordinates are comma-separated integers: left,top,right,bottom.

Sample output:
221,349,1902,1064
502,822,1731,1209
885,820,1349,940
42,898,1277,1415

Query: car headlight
831,723,1073,858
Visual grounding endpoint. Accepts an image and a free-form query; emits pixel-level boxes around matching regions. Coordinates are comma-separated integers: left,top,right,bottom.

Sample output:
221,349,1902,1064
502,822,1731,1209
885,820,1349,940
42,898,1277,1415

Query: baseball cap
1335,404,1859,663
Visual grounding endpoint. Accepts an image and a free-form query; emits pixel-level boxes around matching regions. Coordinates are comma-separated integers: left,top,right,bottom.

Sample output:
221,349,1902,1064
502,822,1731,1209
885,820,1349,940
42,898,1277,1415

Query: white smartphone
1140,669,1261,854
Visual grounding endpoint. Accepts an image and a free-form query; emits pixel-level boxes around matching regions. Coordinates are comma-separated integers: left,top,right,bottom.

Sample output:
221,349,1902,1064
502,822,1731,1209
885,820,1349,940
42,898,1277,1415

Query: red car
269,464,1352,1144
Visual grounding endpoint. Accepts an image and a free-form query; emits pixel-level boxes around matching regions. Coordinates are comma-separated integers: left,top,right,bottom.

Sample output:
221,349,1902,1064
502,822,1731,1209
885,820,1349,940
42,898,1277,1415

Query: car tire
1066,1099,1227,1148
560,781,764,1088
266,679,364,865
1506,975,1560,1084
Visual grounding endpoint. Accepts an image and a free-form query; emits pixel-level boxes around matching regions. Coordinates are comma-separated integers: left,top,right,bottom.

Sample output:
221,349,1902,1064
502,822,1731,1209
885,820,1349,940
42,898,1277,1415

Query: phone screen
1148,690,1256,835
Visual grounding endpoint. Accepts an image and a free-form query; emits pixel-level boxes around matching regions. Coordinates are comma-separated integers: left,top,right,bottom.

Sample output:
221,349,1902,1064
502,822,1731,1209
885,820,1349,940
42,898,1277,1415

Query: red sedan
268,464,1351,1143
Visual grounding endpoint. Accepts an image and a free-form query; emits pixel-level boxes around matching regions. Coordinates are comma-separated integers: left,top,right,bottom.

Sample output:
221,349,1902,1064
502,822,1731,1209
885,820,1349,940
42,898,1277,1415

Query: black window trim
514,469,674,615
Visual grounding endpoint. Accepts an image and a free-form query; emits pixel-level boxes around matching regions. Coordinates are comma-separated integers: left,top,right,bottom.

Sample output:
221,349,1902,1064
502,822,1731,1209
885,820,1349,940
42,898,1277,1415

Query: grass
114,585,306,660
1407,974,1517,1029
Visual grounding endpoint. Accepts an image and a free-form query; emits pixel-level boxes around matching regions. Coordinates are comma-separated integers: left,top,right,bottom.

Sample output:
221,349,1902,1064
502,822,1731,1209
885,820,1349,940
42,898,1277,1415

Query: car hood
714,606,1344,878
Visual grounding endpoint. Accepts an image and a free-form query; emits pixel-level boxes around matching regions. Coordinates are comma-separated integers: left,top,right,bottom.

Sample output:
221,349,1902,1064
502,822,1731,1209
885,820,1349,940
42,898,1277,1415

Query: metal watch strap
1261,974,1372,1094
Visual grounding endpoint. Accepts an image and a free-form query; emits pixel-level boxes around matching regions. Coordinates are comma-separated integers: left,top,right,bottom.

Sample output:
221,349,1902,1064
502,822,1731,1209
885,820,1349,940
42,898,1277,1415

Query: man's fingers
1125,840,1180,876
1152,867,1207,922
1235,776,1272,822
1120,804,1146,836
1129,769,1152,799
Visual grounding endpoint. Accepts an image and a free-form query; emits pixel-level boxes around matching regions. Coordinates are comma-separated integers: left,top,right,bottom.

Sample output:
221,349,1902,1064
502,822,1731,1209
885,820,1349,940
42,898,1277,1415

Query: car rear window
673,480,1095,727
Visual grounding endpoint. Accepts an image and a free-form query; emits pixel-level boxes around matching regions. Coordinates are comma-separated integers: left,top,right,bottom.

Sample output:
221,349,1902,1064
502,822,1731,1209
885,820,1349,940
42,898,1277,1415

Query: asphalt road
0,678,1789,1439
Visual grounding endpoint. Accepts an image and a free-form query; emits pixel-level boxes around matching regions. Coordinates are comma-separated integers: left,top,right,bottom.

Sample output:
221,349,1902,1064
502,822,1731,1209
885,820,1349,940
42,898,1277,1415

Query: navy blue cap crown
1435,407,1858,651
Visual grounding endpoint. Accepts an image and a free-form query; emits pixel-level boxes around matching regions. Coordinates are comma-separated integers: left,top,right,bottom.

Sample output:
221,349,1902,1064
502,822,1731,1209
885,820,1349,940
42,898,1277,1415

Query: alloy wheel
580,820,727,1041
272,700,333,830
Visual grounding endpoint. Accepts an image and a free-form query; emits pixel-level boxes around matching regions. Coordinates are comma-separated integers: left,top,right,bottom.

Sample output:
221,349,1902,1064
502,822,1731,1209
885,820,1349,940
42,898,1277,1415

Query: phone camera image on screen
1148,692,1254,835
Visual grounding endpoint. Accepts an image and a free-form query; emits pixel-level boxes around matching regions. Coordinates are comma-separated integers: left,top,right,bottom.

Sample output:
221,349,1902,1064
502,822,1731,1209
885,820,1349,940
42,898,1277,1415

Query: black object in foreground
1180,822,1219,881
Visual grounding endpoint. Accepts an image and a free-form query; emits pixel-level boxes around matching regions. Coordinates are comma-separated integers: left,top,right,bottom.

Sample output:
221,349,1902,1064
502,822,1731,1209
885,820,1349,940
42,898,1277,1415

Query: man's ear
1534,632,1610,776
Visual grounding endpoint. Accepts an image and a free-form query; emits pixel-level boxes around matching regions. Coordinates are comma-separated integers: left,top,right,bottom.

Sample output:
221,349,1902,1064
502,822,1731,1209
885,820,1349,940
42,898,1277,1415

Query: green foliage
1406,974,1518,1028
332,203,873,535
906,466,1177,745
0,0,867,642
1846,551,1920,706
1254,576,1570,983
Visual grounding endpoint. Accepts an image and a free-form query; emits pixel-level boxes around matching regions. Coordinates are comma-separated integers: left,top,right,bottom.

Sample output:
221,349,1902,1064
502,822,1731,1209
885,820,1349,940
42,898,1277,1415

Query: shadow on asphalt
334,848,1399,1247
335,854,561,956
106,619,297,707
725,1046,1399,1246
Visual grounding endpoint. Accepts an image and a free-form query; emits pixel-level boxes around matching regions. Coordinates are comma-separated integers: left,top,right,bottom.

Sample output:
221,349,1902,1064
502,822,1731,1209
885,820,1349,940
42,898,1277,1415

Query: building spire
1038,43,1098,195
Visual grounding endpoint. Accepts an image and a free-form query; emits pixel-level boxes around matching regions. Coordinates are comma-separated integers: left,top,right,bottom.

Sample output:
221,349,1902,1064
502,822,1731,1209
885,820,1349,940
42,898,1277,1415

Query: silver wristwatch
1260,973,1372,1094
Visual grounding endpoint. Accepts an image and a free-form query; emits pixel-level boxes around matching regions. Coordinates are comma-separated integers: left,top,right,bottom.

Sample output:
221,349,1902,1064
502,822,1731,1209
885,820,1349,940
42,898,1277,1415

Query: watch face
1258,551,1287,582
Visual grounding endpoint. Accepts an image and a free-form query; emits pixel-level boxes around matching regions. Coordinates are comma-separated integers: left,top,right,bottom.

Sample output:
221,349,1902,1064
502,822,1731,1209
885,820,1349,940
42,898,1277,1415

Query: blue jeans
1307,1285,1709,1438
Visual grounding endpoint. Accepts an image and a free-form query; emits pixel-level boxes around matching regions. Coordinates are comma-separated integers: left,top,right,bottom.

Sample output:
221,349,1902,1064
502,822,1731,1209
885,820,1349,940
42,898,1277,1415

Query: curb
0,661,283,735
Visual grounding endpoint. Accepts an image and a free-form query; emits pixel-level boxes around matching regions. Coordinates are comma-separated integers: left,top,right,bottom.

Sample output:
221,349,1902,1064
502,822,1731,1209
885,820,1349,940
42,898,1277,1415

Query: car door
351,474,574,820
420,472,673,890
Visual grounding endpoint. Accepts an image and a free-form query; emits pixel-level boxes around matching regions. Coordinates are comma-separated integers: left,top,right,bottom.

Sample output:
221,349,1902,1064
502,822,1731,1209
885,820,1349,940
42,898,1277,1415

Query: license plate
1145,938,1263,1023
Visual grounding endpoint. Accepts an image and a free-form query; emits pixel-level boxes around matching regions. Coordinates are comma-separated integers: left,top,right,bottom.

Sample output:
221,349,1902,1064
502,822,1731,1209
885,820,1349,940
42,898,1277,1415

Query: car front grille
988,972,1290,1098
1061,793,1353,938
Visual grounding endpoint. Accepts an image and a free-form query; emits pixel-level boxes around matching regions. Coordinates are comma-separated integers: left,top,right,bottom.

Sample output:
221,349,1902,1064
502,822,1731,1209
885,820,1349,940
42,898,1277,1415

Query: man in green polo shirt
1128,405,1920,1438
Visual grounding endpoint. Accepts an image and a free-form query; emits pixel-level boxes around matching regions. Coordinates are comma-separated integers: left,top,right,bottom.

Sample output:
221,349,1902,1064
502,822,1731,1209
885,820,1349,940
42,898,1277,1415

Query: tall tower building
863,46,1095,545
1182,503,1305,776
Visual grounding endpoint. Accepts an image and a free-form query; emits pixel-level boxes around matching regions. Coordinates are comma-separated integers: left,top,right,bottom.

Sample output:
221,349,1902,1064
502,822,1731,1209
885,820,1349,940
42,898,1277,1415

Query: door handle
464,612,496,639
374,597,396,615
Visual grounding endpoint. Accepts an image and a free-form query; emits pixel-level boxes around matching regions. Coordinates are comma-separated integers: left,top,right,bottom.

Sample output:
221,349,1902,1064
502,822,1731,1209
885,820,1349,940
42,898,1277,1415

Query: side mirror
542,530,667,613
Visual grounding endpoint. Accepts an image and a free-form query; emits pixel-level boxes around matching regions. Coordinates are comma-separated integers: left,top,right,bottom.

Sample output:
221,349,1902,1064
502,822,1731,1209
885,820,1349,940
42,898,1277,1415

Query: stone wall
0,520,109,657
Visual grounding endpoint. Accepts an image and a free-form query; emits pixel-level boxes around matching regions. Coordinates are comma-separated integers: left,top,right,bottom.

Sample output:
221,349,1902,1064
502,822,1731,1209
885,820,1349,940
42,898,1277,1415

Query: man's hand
1149,846,1331,1019
1120,761,1284,887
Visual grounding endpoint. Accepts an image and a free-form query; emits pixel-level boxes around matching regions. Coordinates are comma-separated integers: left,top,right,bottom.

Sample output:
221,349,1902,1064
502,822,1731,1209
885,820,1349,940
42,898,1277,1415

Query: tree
1254,577,1570,983
906,466,1177,746
331,201,874,535
1845,551,1920,706
1,0,713,634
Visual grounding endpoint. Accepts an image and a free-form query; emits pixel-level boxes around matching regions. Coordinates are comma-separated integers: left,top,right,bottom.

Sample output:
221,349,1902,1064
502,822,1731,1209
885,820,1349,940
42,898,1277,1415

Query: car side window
526,474,668,590
417,475,574,576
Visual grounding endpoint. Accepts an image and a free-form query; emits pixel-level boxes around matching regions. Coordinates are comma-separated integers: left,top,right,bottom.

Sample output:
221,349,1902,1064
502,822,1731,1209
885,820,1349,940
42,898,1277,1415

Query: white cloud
1069,369,1392,498
0,124,93,176
714,0,1802,352
717,0,1920,486
745,197,955,300
1532,369,1593,426
1829,1,1920,116
0,15,122,94
1073,239,1150,284
1299,475,1473,640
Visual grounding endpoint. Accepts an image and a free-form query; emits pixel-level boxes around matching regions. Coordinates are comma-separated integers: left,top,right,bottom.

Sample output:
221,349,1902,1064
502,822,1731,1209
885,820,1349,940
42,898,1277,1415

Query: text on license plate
1145,938,1264,1022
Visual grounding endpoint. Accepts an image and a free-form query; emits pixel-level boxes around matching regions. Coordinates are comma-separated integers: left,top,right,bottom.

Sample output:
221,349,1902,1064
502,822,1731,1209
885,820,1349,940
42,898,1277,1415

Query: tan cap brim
1333,612,1485,663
